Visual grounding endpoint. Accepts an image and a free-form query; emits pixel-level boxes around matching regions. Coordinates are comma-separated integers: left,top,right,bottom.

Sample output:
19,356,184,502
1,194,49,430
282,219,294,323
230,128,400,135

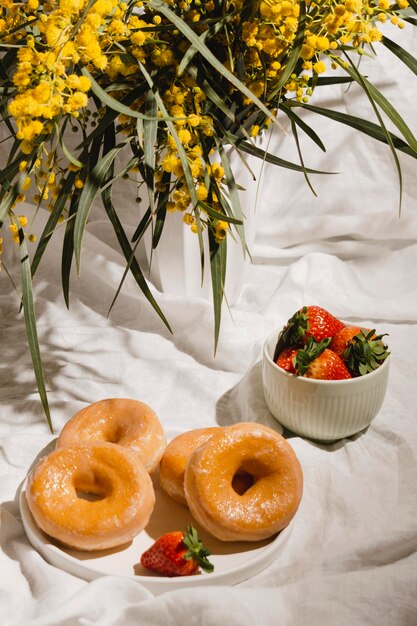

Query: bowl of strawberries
262,306,391,442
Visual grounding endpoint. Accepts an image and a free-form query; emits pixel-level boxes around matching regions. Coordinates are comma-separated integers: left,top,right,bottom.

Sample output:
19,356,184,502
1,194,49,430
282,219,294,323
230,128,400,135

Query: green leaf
0,158,24,194
17,222,53,432
315,76,355,86
0,187,16,226
152,170,171,248
31,172,77,277
280,103,326,152
143,94,158,214
338,55,408,213
342,59,417,154
208,230,226,353
102,189,172,331
290,120,317,197
132,205,152,243
198,199,243,225
61,196,79,308
292,102,417,159
217,144,247,253
227,132,336,173
81,68,160,121
382,35,417,76
59,135,85,169
73,144,127,275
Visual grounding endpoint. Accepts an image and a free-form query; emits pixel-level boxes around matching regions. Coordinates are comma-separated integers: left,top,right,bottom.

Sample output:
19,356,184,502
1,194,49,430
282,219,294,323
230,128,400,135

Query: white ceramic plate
19,428,288,595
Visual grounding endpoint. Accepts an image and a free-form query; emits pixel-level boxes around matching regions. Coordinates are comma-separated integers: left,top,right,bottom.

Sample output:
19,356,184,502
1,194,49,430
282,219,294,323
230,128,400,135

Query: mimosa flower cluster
0,0,411,259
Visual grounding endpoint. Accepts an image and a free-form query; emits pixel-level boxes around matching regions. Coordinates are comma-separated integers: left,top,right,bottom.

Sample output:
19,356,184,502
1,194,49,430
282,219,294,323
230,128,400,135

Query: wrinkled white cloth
1,26,417,626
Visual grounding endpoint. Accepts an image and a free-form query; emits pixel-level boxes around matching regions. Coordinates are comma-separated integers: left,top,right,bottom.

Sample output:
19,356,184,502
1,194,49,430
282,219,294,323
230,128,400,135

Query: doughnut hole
231,470,255,495
105,423,127,445
232,453,276,492
73,469,112,502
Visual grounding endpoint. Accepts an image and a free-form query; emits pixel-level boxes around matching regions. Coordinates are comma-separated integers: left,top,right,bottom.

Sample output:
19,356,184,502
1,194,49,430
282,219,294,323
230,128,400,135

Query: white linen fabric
1,26,417,626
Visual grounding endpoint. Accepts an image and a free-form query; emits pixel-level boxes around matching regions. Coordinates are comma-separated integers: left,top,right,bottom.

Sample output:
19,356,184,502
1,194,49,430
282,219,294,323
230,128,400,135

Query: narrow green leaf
292,101,417,159
17,222,53,431
73,144,126,274
315,76,355,86
290,120,317,196
152,170,171,248
280,103,326,152
216,143,247,252
382,35,417,76
226,132,336,173
342,60,417,154
143,94,158,213
61,197,79,308
406,0,417,13
59,135,85,168
82,68,162,121
198,198,244,225
102,188,172,331
132,205,152,243
208,230,226,353
0,187,16,226
339,55,404,212
0,157,23,192
31,172,77,276
75,86,147,150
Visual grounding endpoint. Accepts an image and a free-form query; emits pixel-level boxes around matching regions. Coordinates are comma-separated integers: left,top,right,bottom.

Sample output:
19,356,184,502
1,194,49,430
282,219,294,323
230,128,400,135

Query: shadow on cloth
215,359,368,450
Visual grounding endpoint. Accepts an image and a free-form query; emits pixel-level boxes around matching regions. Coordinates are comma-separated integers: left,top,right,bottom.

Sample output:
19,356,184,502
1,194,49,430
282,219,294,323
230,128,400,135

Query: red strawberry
276,347,298,373
330,326,367,356
337,328,390,377
273,306,344,361
295,337,351,380
140,526,214,577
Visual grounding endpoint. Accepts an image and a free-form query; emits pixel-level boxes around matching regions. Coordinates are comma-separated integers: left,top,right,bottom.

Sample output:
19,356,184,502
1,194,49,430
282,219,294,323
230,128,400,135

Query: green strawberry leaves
343,330,390,377
182,525,214,573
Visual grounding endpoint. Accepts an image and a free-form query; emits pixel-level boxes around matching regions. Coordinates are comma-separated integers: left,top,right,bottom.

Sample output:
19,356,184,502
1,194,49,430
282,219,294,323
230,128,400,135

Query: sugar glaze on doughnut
56,398,166,473
159,427,222,505
184,422,303,542
26,443,155,551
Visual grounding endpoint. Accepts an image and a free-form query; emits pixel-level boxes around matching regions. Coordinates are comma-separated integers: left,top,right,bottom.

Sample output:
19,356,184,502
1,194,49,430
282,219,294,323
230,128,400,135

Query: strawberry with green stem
293,337,352,380
339,328,390,377
273,306,345,362
140,526,214,577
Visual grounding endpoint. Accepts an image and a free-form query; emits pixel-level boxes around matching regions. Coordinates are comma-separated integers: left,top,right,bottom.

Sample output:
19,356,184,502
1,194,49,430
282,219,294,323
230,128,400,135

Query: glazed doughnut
26,443,155,551
184,422,303,542
159,427,222,505
56,398,166,473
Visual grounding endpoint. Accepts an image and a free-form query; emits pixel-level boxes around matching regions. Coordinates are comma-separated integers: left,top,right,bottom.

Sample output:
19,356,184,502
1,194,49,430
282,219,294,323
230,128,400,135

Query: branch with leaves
0,0,416,428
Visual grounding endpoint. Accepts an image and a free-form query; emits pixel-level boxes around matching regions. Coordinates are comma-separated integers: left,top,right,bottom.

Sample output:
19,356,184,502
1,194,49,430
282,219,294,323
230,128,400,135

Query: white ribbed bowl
262,329,390,442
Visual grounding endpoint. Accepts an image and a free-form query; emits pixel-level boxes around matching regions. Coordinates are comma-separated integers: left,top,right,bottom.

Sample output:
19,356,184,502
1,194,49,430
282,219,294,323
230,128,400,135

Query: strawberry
330,326,368,356
273,306,345,361
140,526,214,577
275,347,298,373
340,328,390,377
295,337,351,380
